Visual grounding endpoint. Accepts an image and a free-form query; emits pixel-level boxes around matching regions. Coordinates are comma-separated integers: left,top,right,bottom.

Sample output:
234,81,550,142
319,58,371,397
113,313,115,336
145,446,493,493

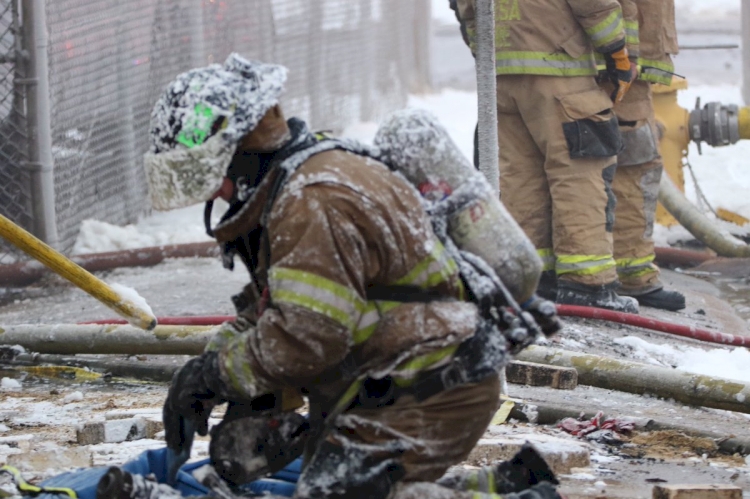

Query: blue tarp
36,448,300,499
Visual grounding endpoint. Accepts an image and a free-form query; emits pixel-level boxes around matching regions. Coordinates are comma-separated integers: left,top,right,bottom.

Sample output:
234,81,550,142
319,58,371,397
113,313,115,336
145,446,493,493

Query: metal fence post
21,0,58,248
474,0,499,194
743,0,750,104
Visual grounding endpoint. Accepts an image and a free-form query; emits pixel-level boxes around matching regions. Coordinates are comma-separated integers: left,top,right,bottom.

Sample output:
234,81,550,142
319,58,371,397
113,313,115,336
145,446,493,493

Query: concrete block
104,409,161,420
0,434,34,452
8,447,91,471
506,361,578,390
77,417,163,445
652,485,742,499
467,434,590,475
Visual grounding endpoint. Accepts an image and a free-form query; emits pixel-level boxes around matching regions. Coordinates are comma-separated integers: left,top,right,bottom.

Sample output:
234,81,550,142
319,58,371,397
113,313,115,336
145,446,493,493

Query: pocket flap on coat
558,89,613,121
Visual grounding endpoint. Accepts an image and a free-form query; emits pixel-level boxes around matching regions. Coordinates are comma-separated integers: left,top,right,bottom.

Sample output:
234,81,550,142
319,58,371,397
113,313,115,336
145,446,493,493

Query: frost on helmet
143,53,288,210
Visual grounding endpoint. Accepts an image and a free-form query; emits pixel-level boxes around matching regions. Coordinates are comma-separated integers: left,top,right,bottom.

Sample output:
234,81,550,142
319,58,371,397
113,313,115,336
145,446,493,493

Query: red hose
81,316,233,326
83,307,750,348
557,304,750,347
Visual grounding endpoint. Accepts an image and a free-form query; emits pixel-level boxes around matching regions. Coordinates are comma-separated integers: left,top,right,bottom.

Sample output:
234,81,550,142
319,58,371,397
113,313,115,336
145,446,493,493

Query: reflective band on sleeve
639,58,674,85
496,51,597,76
616,255,657,277
223,336,261,398
269,267,363,331
394,240,459,289
624,20,639,46
392,344,459,386
537,248,555,272
585,10,624,49
556,254,616,276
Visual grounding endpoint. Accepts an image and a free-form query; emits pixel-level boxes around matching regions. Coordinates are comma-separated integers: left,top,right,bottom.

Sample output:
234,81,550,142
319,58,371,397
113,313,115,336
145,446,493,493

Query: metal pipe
744,0,750,105
517,346,750,415
0,324,213,355
474,0,499,194
0,241,219,286
21,0,58,247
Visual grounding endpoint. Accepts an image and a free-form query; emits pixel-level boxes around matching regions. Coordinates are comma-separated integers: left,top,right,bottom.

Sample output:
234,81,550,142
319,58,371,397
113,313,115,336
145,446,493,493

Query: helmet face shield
144,53,288,210
144,133,235,210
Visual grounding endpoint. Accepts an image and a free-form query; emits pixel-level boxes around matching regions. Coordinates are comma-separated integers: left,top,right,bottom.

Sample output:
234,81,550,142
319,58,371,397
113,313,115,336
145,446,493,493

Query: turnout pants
294,375,501,499
610,80,664,295
496,75,619,287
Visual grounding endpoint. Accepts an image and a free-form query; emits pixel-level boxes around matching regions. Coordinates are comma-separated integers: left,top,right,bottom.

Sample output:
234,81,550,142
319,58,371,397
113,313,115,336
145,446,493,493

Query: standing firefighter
607,0,685,311
135,54,562,499
455,0,641,313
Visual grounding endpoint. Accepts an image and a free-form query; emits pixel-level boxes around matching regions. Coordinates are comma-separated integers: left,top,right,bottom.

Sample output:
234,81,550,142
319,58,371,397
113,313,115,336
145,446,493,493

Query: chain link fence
47,0,431,254
0,0,431,263
0,0,32,265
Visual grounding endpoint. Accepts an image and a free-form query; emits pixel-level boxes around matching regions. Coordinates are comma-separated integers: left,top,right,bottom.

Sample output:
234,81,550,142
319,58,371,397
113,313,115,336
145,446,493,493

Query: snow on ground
615,335,750,384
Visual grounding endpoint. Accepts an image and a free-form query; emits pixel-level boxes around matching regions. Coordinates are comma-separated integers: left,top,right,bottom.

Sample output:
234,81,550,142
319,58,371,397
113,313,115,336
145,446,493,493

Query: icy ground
3,4,750,498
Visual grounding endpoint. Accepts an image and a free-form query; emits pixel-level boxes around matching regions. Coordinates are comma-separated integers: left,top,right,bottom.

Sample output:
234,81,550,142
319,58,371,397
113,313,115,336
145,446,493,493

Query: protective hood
144,53,288,210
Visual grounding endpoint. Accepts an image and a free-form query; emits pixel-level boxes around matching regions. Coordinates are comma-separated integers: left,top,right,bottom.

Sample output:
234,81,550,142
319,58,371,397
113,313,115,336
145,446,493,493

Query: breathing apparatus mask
143,53,288,220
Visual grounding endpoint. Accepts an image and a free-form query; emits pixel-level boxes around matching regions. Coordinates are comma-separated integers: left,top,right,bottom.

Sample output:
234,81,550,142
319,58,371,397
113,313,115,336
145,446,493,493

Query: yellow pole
0,214,157,330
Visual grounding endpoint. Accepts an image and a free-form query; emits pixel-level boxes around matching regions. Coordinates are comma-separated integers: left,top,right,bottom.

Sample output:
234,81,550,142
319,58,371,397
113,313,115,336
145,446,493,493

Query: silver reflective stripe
556,257,615,273
587,12,623,47
496,57,594,71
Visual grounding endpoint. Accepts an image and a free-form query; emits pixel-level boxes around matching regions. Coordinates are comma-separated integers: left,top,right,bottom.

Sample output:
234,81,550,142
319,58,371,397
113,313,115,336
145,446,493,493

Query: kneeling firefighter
130,54,562,499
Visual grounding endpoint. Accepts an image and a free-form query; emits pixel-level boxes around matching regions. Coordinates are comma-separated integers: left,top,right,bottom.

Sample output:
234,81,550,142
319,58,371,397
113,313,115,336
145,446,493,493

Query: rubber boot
556,281,639,314
622,287,686,311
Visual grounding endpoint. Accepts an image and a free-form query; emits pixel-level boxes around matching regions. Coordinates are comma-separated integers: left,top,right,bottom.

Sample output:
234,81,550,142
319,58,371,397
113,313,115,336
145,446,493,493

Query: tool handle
0,214,157,330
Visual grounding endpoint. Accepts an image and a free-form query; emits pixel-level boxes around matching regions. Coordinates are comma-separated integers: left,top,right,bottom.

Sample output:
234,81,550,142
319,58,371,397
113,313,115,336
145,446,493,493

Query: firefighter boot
621,287,686,311
556,281,639,314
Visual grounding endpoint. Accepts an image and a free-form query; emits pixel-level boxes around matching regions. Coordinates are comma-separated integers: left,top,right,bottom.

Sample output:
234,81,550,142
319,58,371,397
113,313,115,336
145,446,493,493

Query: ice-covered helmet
143,53,288,210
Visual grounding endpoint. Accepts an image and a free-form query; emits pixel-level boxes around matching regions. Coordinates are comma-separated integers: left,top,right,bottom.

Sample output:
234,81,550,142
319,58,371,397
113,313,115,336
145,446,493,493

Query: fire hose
81,304,750,348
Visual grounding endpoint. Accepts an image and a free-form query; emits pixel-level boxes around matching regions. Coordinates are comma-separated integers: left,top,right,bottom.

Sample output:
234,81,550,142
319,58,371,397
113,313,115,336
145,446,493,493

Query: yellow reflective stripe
395,241,457,288
496,51,596,76
467,471,479,491
353,300,400,345
624,20,639,45
223,338,259,397
488,468,496,494
616,255,655,269
537,248,555,272
392,345,458,386
1,465,78,498
269,267,363,330
556,255,616,276
639,58,674,85
585,10,623,48
616,255,657,277
273,289,358,329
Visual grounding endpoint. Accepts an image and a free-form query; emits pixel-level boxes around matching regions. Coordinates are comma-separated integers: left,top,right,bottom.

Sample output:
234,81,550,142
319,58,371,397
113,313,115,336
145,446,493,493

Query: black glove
522,295,562,338
163,351,227,453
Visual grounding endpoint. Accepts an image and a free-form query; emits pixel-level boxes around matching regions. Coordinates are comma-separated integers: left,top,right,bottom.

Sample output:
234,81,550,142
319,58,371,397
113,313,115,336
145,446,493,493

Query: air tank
373,109,542,304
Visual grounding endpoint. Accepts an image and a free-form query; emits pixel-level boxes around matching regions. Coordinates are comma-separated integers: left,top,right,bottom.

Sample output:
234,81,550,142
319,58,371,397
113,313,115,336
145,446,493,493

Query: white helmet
144,54,287,210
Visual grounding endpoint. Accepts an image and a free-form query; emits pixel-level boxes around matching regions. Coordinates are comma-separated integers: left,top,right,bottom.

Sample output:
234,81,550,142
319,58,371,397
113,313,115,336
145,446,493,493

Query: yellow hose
658,174,750,258
0,214,157,330
739,107,750,140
